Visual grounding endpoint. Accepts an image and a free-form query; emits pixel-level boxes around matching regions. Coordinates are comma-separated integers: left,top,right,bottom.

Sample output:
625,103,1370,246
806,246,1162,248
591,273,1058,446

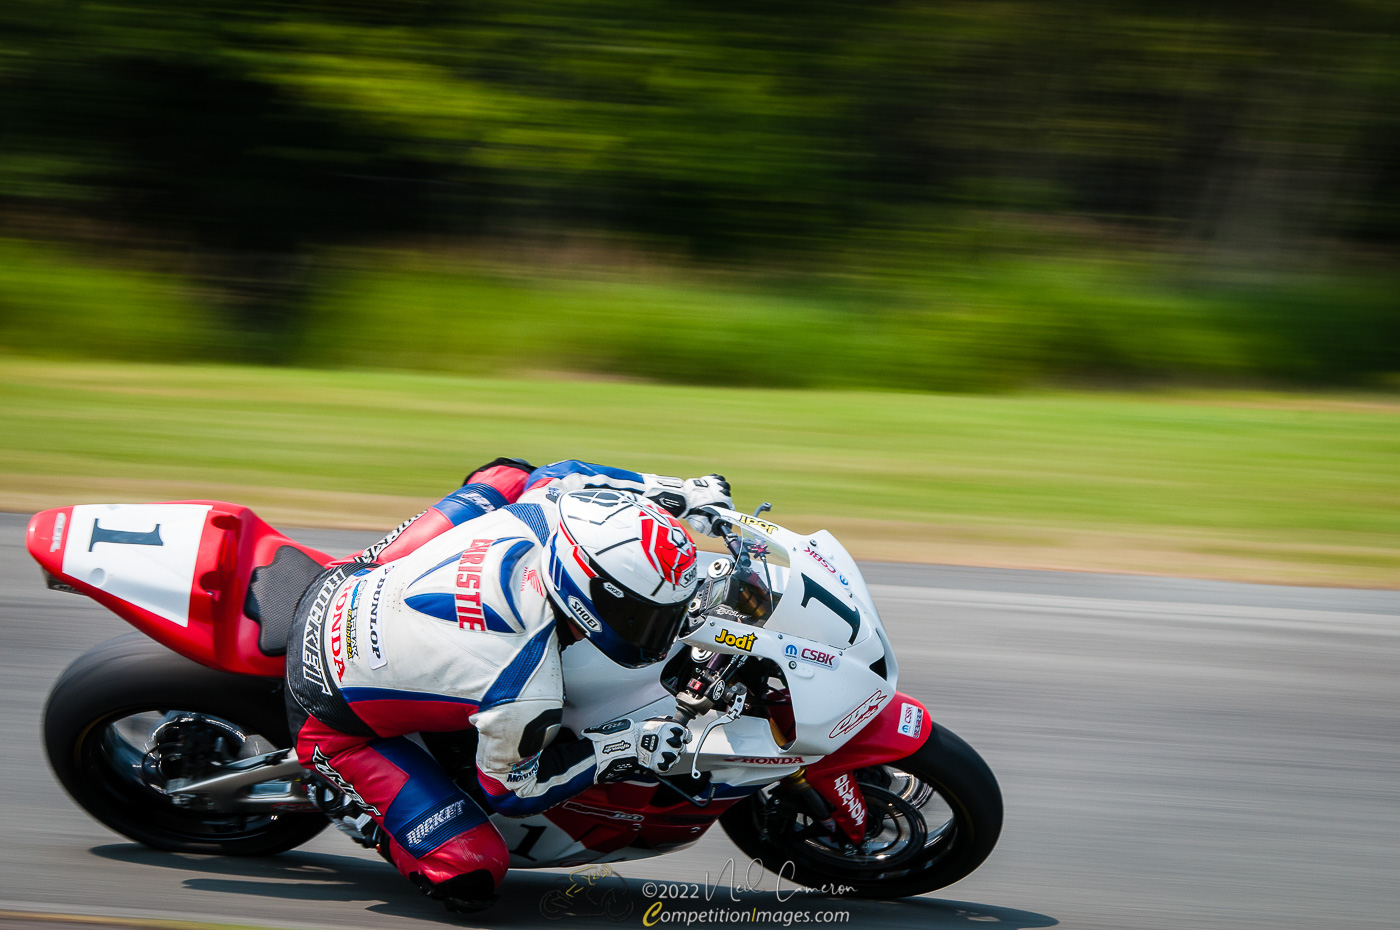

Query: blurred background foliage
1,0,1397,390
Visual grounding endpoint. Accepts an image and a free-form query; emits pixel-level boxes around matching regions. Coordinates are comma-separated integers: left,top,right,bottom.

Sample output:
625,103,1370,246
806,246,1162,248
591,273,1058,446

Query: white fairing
508,511,900,868
685,509,897,761
61,503,211,627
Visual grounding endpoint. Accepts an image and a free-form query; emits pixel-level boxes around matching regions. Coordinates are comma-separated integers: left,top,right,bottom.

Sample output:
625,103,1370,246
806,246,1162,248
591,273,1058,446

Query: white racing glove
582,716,693,783
644,474,734,536
682,475,734,536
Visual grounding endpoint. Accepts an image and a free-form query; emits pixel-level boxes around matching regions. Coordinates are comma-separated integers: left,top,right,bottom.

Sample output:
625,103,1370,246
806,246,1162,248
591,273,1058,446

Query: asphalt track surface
2,514,1397,930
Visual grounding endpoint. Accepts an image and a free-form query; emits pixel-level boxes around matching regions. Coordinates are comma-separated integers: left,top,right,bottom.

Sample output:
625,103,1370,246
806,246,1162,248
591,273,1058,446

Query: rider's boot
410,869,499,913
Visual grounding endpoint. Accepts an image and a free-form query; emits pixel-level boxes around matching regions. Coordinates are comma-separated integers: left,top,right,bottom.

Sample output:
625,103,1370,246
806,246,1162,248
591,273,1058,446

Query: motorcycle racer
284,458,732,912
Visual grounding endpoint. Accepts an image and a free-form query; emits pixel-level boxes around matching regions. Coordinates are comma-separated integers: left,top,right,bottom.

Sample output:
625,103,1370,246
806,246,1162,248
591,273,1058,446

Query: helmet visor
589,574,688,667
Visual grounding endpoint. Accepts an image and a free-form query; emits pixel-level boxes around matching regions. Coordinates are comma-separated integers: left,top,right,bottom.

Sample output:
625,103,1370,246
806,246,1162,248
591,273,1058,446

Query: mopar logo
785,643,798,656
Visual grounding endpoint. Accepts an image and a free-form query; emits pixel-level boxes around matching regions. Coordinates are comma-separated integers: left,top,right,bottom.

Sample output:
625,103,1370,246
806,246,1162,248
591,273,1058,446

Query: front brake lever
688,684,747,779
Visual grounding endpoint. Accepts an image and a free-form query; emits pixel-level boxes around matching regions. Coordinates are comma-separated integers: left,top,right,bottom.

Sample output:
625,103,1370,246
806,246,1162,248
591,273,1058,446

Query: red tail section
27,502,331,677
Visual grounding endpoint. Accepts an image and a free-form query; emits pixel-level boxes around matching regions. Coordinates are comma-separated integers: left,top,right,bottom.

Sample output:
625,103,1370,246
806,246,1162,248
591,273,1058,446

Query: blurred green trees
1,0,1396,385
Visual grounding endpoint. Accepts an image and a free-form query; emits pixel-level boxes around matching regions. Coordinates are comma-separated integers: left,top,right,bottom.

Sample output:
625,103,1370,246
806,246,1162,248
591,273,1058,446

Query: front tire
720,721,1003,898
44,633,327,855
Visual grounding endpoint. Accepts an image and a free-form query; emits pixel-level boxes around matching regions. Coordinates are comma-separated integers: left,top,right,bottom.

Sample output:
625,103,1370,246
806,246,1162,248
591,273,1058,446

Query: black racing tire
719,721,1003,899
43,633,328,855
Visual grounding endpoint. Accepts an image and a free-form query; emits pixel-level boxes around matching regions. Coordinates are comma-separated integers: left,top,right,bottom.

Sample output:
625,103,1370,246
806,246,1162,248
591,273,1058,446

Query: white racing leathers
334,503,592,812
288,461,692,824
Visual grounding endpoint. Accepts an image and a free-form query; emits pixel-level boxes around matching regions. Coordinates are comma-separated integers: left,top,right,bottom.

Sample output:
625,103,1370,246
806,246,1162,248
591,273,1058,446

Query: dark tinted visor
589,574,688,666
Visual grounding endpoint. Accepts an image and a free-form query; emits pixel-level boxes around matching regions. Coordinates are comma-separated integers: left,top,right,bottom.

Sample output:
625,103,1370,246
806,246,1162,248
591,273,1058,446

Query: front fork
782,767,868,844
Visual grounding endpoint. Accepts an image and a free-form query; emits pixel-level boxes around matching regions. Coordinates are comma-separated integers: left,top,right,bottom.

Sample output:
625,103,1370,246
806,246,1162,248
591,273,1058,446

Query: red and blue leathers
285,458,691,900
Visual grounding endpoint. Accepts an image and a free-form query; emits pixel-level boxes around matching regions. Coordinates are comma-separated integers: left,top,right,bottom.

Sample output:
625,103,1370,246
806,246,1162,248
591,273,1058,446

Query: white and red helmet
544,489,699,667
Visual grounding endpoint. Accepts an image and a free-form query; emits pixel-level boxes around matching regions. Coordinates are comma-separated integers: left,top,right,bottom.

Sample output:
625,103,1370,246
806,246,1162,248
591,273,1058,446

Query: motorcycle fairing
27,501,331,677
493,779,753,868
798,690,932,841
490,694,933,868
802,690,930,775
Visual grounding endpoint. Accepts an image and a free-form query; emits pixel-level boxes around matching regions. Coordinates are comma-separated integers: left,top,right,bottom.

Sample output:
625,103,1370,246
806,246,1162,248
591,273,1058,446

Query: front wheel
44,633,328,855
719,721,1003,898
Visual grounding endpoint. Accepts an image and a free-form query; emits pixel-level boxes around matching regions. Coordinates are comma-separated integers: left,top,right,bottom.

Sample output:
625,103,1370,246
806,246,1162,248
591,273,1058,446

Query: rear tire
720,721,1002,898
44,633,327,855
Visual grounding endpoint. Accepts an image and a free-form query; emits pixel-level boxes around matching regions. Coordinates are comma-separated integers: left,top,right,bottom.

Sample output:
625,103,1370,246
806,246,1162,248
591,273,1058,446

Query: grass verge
2,357,1396,587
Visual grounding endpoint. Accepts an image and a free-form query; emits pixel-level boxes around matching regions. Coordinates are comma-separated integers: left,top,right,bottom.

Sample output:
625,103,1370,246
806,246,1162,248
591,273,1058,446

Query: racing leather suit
285,458,704,897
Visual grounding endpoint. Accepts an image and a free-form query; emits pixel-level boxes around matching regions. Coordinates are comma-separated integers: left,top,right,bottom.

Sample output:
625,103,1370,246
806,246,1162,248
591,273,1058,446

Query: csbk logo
898,702,925,739
804,545,849,587
784,642,839,669
714,628,756,652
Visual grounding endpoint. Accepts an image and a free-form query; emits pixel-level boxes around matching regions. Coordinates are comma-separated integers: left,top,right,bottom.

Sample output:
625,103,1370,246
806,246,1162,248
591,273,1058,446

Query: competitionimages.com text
642,904,850,926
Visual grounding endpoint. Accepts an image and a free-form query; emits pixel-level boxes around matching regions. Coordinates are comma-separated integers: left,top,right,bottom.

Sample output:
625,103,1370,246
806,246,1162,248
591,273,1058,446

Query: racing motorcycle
27,499,1002,899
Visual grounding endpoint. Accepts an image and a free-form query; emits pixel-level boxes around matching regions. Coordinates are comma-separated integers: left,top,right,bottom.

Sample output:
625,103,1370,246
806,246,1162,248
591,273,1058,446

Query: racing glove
681,475,733,535
644,475,734,536
582,716,693,783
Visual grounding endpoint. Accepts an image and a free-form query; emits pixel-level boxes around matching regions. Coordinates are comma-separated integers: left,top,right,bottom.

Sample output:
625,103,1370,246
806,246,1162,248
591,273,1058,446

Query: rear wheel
719,721,1002,898
44,633,327,855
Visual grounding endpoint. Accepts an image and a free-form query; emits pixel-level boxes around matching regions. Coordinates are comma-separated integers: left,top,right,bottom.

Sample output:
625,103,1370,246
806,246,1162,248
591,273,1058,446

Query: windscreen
695,522,789,625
